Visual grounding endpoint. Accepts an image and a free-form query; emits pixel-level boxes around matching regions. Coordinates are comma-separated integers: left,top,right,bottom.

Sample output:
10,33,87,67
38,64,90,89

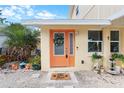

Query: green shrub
0,55,6,67
29,55,41,70
112,53,124,63
92,53,102,62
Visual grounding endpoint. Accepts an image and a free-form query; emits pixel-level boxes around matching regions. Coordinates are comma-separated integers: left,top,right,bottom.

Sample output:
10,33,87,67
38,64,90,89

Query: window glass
110,31,119,52
69,33,74,55
110,42,119,52
111,31,119,41
88,31,102,52
88,42,102,52
76,6,79,16
88,31,102,41
54,33,64,55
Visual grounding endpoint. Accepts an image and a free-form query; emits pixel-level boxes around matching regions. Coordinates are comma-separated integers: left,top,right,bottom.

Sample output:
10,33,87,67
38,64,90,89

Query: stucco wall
41,25,124,71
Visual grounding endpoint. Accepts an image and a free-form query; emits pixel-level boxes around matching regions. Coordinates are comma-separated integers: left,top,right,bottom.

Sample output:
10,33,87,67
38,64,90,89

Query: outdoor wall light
81,60,84,64
76,46,79,50
107,36,110,40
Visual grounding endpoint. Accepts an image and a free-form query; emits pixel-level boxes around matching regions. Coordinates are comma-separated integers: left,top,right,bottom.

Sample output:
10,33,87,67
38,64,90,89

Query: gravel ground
75,71,124,88
0,70,124,88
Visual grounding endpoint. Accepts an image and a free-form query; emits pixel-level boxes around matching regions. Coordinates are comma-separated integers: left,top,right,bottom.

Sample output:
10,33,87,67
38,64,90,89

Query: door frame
50,29,75,68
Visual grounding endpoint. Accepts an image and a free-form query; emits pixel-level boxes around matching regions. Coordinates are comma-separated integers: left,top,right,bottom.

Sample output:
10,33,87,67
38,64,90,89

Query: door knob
66,54,68,58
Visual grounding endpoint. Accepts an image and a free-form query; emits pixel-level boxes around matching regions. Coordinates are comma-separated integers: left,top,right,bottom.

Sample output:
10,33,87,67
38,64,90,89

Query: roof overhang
22,19,111,26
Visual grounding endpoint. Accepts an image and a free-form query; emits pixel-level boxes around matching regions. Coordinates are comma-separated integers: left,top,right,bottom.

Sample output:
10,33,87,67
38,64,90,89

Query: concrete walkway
41,71,79,88
0,70,124,88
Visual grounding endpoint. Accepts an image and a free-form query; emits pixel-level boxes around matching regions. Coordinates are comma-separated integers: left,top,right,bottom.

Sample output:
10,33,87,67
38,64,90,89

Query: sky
0,5,69,23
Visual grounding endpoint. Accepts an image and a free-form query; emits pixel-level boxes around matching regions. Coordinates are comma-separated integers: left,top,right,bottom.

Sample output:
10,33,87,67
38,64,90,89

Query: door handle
65,48,68,58
66,54,68,58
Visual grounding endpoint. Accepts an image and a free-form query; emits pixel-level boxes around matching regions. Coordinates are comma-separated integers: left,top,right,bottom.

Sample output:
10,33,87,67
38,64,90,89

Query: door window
54,33,64,55
69,33,74,55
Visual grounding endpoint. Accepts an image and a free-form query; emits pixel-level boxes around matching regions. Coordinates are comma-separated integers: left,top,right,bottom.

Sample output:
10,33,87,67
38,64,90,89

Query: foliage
111,53,124,63
0,23,40,61
29,55,41,70
29,55,41,65
0,55,6,67
92,53,103,62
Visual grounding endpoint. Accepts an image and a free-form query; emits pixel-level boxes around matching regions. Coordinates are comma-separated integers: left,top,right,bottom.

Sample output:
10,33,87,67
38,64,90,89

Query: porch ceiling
21,19,111,26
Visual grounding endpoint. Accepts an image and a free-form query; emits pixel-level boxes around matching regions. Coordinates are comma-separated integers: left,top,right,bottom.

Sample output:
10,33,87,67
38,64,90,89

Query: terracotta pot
25,64,31,69
11,64,18,70
121,64,124,68
116,61,121,66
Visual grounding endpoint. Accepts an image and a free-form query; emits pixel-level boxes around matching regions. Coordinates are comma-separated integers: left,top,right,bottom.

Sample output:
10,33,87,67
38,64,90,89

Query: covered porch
22,19,124,71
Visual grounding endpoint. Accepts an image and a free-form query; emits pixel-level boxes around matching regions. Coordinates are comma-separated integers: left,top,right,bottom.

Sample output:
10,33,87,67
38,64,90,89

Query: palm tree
0,23,40,62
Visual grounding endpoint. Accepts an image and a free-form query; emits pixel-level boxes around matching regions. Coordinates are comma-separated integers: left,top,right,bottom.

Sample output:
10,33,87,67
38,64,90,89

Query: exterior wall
0,27,7,48
41,25,124,71
71,5,124,19
0,35,7,47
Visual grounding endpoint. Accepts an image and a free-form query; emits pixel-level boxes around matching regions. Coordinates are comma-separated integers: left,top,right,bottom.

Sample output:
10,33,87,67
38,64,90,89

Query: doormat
51,73,71,80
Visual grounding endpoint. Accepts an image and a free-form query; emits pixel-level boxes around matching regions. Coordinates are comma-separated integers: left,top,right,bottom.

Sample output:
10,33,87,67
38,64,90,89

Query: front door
50,29,75,67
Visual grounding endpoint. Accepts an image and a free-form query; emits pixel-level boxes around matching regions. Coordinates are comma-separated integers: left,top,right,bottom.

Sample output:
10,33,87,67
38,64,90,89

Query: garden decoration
109,58,115,71
24,64,31,72
11,64,18,71
111,53,124,68
19,62,26,69
108,53,124,75
54,33,64,47
91,53,103,74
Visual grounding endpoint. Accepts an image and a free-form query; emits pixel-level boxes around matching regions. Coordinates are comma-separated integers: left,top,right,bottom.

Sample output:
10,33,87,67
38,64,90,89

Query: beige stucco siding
71,5,124,19
41,25,124,71
41,28,50,71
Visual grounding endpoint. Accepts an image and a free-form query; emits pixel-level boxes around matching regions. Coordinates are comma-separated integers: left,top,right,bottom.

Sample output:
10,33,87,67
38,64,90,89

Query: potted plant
30,55,41,70
110,53,124,73
91,53,103,74
0,55,6,68
109,53,118,71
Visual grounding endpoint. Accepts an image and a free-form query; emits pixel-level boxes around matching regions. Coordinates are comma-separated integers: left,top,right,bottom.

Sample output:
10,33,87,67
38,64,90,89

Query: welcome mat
43,72,78,84
51,73,71,80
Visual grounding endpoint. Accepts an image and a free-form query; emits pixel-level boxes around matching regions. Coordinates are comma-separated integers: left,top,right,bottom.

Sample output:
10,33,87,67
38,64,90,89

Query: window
69,33,74,55
76,6,79,16
88,31,103,52
110,31,119,52
54,33,64,55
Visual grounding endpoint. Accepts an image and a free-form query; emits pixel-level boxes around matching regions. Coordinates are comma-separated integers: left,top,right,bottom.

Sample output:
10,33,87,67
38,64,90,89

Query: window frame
110,30,120,53
88,30,103,53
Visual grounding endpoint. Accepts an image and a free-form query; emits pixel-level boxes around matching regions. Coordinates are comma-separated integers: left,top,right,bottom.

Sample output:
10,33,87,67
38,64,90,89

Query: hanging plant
54,33,64,46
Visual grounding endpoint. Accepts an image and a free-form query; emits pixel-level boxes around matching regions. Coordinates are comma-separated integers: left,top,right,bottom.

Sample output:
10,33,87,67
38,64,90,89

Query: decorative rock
31,74,40,78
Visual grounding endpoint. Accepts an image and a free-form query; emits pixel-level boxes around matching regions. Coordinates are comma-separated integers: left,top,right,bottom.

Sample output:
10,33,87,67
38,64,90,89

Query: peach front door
50,29,75,67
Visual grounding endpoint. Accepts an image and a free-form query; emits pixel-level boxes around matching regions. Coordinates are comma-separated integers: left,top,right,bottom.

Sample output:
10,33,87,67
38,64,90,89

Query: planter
116,61,121,67
11,64,18,70
115,66,121,73
25,64,31,70
19,61,27,69
32,64,41,70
